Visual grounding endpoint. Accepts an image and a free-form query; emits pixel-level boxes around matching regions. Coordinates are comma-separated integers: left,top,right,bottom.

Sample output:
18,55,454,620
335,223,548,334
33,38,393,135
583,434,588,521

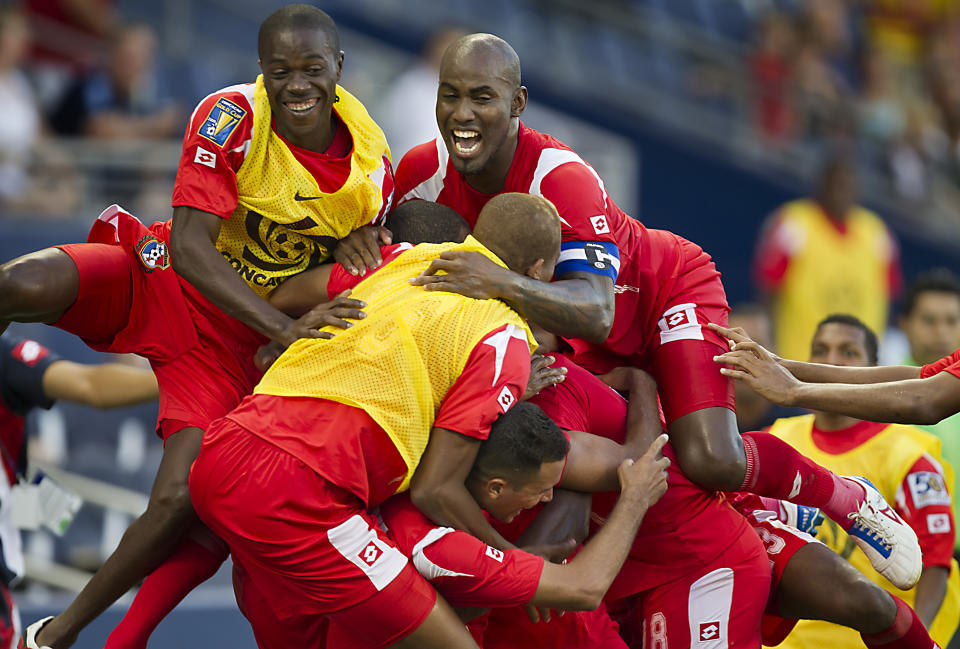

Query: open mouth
451,128,482,156
284,97,319,115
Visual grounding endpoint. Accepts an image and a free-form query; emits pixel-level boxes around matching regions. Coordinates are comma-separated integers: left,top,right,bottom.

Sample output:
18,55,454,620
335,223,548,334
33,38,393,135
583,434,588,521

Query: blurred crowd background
3,0,960,641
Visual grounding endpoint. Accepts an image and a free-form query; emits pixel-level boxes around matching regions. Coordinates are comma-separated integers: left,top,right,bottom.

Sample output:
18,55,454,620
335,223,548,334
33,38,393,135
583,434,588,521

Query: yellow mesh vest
216,76,391,296
773,200,893,362
770,415,960,649
255,236,537,491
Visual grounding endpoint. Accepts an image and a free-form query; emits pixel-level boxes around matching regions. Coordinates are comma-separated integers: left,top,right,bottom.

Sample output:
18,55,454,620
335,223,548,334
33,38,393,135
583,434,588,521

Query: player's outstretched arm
42,360,158,409
531,435,669,611
411,253,614,343
410,427,514,550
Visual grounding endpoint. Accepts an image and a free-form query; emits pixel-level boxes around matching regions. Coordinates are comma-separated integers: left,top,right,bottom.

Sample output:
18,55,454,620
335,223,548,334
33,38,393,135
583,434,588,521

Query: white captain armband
554,241,620,282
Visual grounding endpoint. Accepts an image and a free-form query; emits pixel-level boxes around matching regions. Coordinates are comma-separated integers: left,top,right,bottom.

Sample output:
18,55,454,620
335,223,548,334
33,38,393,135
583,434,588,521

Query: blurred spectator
897,269,960,559
0,8,40,201
754,154,902,362
748,11,795,143
375,26,465,161
48,23,179,139
858,50,907,146
24,0,117,110
792,6,852,141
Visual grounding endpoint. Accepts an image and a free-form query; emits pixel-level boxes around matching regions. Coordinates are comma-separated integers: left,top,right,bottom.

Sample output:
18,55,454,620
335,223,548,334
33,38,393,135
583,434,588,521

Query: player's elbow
409,482,449,524
583,303,614,344
560,579,606,611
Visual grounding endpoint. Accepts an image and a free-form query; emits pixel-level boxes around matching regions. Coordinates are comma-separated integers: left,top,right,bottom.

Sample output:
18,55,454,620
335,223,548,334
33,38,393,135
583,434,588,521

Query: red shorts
569,285,734,425
481,603,627,649
749,513,820,646
189,422,436,649
52,206,264,439
610,530,770,649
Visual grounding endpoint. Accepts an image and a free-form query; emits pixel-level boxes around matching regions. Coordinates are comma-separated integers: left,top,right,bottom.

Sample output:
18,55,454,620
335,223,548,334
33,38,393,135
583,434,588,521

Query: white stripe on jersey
528,147,609,226
557,246,622,274
400,139,449,204
410,526,474,580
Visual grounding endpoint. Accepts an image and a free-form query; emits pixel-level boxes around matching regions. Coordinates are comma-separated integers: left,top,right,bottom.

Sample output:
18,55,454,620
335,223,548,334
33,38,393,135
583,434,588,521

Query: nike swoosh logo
294,191,323,201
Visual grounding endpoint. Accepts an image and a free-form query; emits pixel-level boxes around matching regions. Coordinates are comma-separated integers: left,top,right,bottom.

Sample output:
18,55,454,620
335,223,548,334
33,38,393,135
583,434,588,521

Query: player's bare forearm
781,359,921,385
560,431,630,493
913,566,948,628
268,264,335,317
170,207,293,343
501,273,613,344
43,361,159,409
786,374,960,424
603,367,662,455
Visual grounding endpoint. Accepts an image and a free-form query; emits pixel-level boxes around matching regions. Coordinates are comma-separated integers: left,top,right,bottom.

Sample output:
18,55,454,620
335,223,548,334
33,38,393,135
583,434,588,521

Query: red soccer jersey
393,124,718,360
922,349,960,382
224,322,531,507
325,243,413,299
528,356,754,595
171,83,356,219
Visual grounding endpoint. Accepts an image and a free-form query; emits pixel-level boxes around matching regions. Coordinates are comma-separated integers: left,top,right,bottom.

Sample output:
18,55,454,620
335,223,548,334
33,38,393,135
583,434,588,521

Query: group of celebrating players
1,4,958,648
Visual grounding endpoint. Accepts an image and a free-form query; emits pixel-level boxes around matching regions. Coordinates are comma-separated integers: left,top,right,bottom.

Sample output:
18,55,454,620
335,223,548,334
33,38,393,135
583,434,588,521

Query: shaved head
440,33,521,90
474,193,560,275
258,4,339,59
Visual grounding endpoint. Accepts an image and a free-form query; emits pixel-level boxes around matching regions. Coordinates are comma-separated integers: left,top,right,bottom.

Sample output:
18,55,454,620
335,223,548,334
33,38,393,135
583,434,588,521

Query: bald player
393,33,922,591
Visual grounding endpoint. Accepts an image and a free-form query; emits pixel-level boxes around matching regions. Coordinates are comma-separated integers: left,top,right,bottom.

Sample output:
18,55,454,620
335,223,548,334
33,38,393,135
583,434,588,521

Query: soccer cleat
845,476,922,590
22,617,53,649
780,501,825,536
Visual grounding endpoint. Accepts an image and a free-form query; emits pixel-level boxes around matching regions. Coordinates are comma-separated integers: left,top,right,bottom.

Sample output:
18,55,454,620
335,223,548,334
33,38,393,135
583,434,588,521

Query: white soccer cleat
22,616,53,649
845,476,922,590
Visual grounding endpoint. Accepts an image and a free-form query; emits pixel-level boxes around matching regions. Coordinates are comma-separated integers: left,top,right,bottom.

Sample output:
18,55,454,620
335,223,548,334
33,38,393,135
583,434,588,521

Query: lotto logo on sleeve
198,97,246,147
485,546,504,563
194,146,216,169
497,386,516,413
908,472,951,508
589,215,610,235
12,340,49,367
928,513,951,534
658,303,704,345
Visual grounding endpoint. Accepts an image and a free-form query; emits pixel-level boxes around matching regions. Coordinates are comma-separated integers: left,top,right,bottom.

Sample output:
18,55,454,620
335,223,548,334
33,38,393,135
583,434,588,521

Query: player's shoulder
186,82,256,149
395,139,446,202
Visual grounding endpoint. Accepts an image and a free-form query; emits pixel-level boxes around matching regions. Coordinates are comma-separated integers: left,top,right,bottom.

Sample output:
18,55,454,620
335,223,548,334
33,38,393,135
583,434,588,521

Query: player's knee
673,442,746,490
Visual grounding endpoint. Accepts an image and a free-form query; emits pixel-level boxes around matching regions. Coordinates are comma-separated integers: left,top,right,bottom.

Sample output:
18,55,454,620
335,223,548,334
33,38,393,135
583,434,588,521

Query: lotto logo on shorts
135,236,170,272
657,303,704,344
699,622,720,641
359,541,383,567
198,97,246,147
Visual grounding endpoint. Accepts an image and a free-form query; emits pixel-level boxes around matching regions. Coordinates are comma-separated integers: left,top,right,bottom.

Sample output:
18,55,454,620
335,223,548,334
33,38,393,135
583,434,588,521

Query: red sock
861,594,938,649
740,431,864,530
104,534,229,649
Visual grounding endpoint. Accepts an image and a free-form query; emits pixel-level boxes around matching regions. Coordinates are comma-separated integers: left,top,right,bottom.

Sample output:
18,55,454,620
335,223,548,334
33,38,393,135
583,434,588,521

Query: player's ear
524,258,545,281
511,86,527,118
487,478,507,498
335,51,344,81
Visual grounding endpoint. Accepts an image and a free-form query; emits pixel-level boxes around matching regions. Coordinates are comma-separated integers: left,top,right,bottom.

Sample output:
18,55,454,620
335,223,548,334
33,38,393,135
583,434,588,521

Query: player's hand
409,251,513,299
597,366,656,394
333,225,392,276
525,603,566,624
618,434,670,508
523,354,567,400
521,538,577,563
255,341,285,371
710,325,801,406
708,323,783,363
276,291,367,347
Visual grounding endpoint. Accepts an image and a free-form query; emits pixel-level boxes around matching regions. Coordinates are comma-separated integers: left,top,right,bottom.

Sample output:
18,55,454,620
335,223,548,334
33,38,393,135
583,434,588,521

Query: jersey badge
699,621,721,642
485,546,504,563
657,303,704,344
198,97,246,147
12,340,49,367
497,386,516,413
359,541,384,567
194,145,216,169
135,236,171,273
928,513,951,534
589,215,610,235
908,472,951,508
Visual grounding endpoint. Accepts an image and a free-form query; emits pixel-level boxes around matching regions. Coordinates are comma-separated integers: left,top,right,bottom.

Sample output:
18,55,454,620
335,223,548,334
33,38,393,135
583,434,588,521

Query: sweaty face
902,292,960,365
483,459,564,523
260,27,342,142
436,57,518,176
809,323,870,367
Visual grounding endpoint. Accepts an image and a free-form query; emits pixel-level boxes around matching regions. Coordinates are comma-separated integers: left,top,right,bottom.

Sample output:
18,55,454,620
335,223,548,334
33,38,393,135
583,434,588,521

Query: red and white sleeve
897,454,955,569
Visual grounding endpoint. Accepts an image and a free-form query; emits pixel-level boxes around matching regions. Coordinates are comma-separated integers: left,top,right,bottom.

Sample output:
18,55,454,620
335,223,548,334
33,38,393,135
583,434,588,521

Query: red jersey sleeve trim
899,454,955,568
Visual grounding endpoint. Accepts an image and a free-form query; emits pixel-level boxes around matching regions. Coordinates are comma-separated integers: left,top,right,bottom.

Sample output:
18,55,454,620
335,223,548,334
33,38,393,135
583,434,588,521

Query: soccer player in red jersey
392,32,921,591
8,6,397,649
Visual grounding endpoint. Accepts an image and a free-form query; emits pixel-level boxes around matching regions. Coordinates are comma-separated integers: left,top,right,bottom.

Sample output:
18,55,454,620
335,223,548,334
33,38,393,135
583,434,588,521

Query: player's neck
464,123,520,194
276,112,337,153
813,410,861,432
